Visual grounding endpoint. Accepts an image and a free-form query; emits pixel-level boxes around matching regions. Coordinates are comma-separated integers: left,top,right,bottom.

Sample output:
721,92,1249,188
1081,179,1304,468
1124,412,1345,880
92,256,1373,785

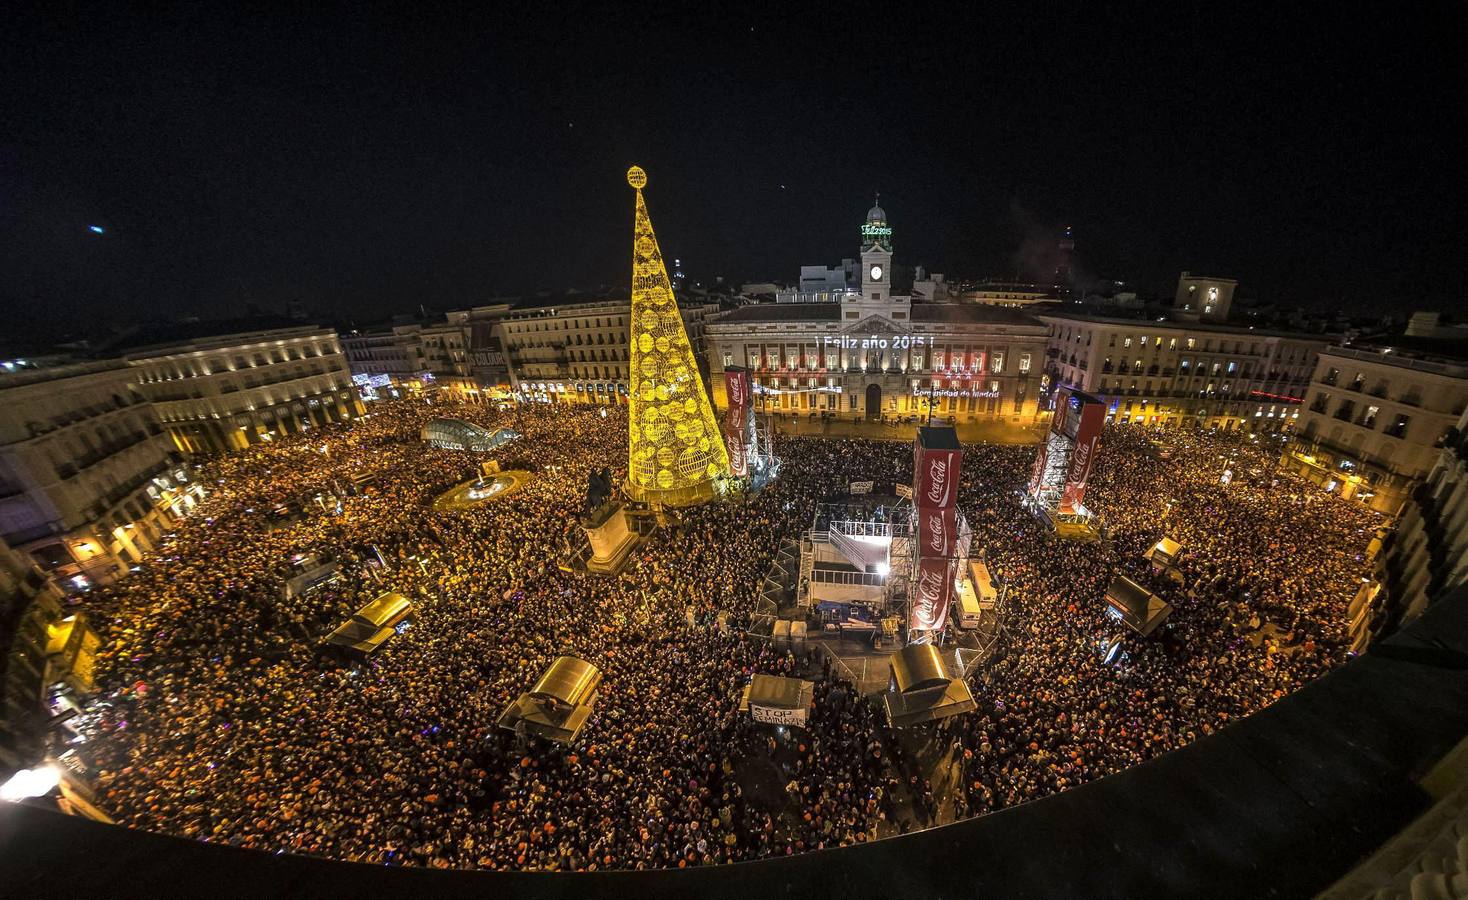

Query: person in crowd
70,399,1377,870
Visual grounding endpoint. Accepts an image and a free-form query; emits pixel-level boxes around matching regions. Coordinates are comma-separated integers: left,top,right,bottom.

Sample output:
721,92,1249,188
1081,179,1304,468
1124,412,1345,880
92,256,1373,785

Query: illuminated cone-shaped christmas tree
623,165,730,506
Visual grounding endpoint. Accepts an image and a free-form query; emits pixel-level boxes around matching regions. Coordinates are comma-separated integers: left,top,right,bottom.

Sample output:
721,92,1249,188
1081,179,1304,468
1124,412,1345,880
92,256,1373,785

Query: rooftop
712,303,840,324
711,302,1046,328
910,304,1045,327
1347,335,1468,365
1323,340,1468,377
1038,310,1338,341
509,291,628,313
503,290,717,317
0,358,129,390
97,317,320,356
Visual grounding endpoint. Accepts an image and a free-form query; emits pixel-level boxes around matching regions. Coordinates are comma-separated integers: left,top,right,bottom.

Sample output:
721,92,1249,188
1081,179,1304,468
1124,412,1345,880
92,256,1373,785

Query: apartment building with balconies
1040,314,1330,431
499,294,718,405
0,361,185,591
125,326,362,453
1287,343,1468,513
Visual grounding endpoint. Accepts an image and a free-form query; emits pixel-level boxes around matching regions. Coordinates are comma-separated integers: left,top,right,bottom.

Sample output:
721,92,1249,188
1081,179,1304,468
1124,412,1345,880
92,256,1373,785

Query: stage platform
1026,502,1101,541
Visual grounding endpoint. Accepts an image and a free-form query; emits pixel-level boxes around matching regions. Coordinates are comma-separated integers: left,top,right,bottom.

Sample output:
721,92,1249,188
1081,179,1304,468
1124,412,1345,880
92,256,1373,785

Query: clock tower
860,195,893,303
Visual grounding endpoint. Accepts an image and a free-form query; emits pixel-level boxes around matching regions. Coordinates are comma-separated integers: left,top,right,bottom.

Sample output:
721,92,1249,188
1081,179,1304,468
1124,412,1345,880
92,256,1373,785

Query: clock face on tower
870,265,883,282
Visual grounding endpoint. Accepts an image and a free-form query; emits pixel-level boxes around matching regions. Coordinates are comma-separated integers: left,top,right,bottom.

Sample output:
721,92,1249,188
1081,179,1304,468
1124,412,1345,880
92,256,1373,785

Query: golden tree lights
623,166,730,505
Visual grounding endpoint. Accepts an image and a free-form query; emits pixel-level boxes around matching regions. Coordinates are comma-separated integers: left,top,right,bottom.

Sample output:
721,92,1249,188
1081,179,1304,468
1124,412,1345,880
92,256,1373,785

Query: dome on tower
866,202,886,223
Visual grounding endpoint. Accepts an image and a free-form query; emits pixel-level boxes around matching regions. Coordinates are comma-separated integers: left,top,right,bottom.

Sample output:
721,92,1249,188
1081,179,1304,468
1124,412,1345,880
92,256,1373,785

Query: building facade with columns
0,361,188,591
125,326,362,454
1040,313,1329,431
704,202,1050,423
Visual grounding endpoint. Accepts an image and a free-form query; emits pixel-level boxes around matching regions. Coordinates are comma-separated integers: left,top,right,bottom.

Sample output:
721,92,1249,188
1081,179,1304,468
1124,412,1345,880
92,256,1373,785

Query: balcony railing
1,522,63,547
71,431,154,473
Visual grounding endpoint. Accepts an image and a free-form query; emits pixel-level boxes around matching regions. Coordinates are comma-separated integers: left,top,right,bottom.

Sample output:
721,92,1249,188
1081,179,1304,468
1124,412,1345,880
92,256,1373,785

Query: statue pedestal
582,502,638,575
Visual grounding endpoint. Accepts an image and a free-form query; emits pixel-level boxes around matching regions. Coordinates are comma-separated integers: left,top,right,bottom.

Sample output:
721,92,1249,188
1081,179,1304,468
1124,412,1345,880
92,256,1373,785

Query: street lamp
0,764,61,802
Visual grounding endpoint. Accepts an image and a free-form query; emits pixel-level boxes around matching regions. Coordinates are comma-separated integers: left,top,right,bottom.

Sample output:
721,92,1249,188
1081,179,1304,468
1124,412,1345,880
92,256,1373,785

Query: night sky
3,4,1464,341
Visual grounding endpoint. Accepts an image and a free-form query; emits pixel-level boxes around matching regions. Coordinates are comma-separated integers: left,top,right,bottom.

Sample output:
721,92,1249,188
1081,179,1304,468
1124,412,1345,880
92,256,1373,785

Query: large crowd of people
68,397,1379,870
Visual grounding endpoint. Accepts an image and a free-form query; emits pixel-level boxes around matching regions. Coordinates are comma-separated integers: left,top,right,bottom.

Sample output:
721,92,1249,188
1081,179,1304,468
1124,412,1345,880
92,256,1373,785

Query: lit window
1019,353,1031,373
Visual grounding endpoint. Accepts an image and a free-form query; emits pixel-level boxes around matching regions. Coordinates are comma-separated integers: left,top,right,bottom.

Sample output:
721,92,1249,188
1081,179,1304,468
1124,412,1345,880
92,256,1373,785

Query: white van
957,559,998,629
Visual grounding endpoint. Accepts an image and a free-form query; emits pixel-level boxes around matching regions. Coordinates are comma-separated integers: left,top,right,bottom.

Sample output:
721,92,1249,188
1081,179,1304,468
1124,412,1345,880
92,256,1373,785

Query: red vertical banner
723,368,752,477
914,427,962,511
1027,440,1049,497
1059,398,1105,513
910,555,955,632
1052,387,1073,437
912,426,962,632
917,505,960,559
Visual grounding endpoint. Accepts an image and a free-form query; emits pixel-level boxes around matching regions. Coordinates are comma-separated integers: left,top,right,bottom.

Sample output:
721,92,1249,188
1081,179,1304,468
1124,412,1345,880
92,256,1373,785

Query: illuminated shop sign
913,386,1002,399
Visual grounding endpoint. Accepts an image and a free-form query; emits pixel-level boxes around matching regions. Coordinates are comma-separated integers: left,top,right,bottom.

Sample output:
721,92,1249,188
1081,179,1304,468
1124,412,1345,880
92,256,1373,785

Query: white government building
704,201,1050,423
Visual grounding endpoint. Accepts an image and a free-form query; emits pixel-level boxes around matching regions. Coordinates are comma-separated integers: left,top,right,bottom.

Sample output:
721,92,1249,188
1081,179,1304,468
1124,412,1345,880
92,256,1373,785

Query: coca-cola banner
1027,440,1049,497
1059,396,1106,513
726,427,748,477
910,554,955,632
723,368,752,477
1052,386,1073,437
914,426,963,511
917,505,960,559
